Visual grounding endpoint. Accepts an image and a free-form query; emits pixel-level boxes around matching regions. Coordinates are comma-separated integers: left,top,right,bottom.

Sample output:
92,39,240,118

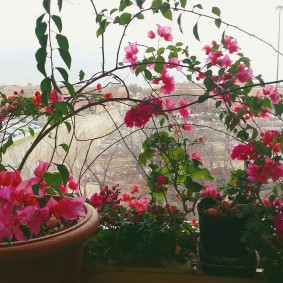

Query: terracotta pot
0,203,99,283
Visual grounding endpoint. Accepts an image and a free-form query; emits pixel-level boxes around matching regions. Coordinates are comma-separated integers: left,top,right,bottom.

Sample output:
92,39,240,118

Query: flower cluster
86,184,195,265
124,97,163,128
0,161,85,243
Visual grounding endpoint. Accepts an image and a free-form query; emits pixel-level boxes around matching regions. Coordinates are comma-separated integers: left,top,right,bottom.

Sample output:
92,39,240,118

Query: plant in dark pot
197,182,257,277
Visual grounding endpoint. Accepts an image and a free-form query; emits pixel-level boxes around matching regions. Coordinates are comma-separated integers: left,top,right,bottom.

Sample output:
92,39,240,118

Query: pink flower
274,212,283,238
182,123,193,132
224,36,240,54
90,193,103,208
179,98,191,119
231,144,258,161
23,206,50,235
262,198,271,206
0,170,22,187
159,70,176,95
202,45,212,55
156,175,166,184
200,184,219,198
165,98,177,113
247,157,283,184
156,24,173,41
236,64,253,83
129,198,149,213
34,160,49,178
167,57,182,71
257,85,280,104
124,42,139,65
47,196,86,220
218,55,232,69
147,30,155,39
247,163,268,184
50,90,64,104
68,175,79,192
124,97,163,128
261,130,281,152
207,50,223,65
190,153,203,162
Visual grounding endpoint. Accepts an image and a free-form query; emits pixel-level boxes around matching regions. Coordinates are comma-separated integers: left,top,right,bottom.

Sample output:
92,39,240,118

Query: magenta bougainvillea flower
124,97,163,128
224,36,240,54
156,24,173,41
123,42,139,65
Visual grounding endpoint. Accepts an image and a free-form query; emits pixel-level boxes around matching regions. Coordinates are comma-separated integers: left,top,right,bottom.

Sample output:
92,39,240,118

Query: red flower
131,185,139,194
156,175,166,185
105,93,113,99
96,83,102,91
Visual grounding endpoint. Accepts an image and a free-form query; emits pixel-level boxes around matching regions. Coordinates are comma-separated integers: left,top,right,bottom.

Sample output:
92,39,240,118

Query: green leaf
110,8,118,15
64,121,72,133
180,0,187,8
193,22,200,41
144,69,152,80
138,149,154,165
32,184,40,196
59,143,69,152
40,77,52,105
35,22,47,39
136,13,144,20
43,0,50,14
204,77,216,91
119,0,133,11
35,47,47,76
56,164,69,185
56,67,69,82
96,19,109,37
61,81,75,97
145,47,156,53
38,35,48,48
193,4,203,9
28,127,35,137
58,0,63,11
36,13,45,25
136,0,145,9
154,56,165,73
119,12,131,25
79,70,85,81
160,2,172,20
56,34,69,51
212,6,221,17
58,48,72,69
44,172,63,196
52,15,62,32
214,18,221,28
2,136,13,154
152,0,162,10
177,14,183,34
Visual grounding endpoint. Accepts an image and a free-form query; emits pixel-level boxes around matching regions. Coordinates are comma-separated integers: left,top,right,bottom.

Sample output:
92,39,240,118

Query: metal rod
276,5,283,88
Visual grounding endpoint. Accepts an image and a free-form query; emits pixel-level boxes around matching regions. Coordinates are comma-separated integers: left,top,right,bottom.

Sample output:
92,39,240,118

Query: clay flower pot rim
0,202,97,249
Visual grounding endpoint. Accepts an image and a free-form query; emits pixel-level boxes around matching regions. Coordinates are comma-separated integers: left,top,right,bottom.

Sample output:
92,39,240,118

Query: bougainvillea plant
0,0,282,273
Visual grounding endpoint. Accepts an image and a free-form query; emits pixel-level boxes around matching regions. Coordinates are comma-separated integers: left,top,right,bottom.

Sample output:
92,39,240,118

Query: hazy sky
0,0,283,86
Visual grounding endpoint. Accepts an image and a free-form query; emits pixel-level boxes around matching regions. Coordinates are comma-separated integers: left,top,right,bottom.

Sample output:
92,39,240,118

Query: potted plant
85,184,196,267
197,193,257,277
0,160,99,283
